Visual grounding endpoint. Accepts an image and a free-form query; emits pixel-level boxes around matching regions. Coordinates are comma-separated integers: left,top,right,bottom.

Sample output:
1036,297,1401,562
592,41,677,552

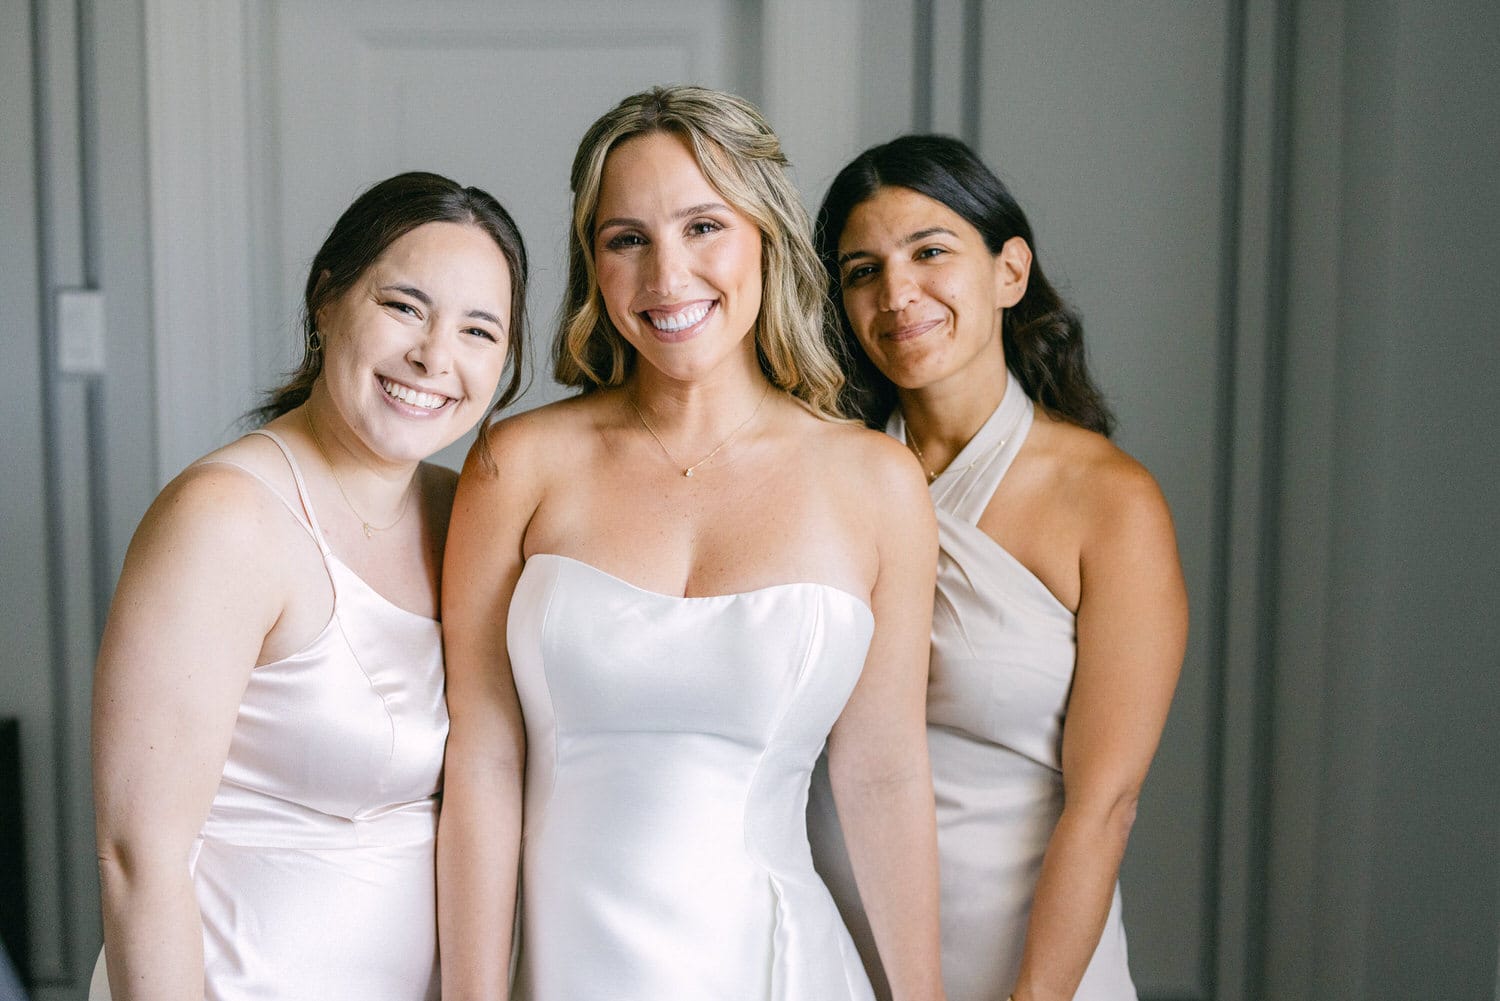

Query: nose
405,323,453,377
877,264,919,313
646,238,689,296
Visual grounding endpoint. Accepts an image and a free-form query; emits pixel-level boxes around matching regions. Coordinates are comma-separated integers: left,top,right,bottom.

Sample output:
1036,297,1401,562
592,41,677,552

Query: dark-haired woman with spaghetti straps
808,136,1187,1001
90,172,527,1001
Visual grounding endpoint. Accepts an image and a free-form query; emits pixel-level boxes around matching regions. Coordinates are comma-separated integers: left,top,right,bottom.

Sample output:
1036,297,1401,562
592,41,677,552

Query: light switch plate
56,288,106,375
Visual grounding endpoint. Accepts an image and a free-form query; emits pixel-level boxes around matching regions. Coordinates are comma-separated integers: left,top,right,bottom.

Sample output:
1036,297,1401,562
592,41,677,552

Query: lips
883,317,943,342
380,377,452,410
642,300,715,339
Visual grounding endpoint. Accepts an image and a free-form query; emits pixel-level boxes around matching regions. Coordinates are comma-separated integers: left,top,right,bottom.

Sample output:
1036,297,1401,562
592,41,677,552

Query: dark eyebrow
836,227,960,267
466,309,504,330
382,285,504,331
596,202,734,233
379,284,432,305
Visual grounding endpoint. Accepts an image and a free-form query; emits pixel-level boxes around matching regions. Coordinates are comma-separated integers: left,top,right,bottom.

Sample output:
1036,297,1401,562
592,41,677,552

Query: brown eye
604,232,646,250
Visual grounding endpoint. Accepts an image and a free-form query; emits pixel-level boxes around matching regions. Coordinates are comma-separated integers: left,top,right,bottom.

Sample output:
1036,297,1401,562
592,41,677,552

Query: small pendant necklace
304,408,413,538
907,412,1016,487
906,434,940,483
628,382,772,478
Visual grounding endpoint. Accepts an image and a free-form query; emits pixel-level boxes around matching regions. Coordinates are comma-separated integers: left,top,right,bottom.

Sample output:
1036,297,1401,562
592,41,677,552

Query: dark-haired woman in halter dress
809,135,1188,1001
90,172,528,1001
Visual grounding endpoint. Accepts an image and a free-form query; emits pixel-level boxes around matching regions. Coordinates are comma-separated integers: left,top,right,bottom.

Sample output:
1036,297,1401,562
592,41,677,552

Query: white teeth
648,302,711,332
381,379,449,410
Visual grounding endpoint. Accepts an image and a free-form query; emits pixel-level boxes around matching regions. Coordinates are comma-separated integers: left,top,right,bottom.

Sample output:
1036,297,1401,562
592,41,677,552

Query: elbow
95,832,190,905
1062,788,1140,857
826,744,928,803
96,836,137,892
1108,792,1140,847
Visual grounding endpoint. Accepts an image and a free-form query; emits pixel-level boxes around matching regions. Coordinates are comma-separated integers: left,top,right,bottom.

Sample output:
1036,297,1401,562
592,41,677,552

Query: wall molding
759,0,865,198
144,0,257,482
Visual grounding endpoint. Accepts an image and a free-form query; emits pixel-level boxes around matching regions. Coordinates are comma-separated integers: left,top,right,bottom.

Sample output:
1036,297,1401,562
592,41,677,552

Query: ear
992,236,1032,309
310,268,334,329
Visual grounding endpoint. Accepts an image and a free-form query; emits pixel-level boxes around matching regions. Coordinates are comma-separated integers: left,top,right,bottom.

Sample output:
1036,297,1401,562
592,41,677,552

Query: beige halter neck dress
810,371,1137,1000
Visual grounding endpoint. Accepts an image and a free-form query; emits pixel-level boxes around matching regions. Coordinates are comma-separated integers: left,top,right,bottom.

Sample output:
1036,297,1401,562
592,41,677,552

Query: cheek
945,269,995,316
594,258,635,314
841,290,878,339
719,234,763,294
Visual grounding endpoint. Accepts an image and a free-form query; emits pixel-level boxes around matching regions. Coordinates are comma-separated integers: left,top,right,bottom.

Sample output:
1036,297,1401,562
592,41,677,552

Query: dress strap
888,369,1034,525
243,428,333,557
192,456,319,547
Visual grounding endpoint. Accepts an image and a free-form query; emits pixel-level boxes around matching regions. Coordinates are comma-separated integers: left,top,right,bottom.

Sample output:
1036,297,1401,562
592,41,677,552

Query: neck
627,343,771,433
897,341,1011,468
300,392,419,510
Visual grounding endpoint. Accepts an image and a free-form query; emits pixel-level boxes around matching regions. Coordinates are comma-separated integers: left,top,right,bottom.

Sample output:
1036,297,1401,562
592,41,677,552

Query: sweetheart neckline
525,552,874,616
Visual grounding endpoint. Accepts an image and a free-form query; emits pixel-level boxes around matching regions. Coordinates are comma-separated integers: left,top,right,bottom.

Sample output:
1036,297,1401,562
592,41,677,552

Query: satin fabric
810,372,1137,1001
509,553,877,1001
89,429,446,1001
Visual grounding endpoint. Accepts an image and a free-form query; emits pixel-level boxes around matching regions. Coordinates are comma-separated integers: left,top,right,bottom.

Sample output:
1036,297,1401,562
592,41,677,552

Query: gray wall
1293,2,1500,996
2,1,1496,999
4,1,155,997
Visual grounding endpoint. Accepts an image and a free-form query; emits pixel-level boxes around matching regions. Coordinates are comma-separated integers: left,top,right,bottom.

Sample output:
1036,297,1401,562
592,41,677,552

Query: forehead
598,130,724,208
839,185,979,251
369,221,508,277
359,221,513,313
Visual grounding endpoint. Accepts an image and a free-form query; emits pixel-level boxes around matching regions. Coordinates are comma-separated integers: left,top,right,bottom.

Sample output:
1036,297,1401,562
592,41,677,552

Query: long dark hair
249,171,529,449
815,135,1114,435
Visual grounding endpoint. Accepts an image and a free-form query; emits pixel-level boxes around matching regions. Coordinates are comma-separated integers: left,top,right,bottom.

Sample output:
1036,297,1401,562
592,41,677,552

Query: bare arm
1011,464,1187,1001
93,468,287,1001
826,444,945,1001
436,424,538,998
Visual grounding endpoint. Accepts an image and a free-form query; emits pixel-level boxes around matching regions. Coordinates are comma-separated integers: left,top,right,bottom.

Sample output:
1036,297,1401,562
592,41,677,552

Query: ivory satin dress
90,429,447,1001
508,552,878,1001
810,373,1137,1001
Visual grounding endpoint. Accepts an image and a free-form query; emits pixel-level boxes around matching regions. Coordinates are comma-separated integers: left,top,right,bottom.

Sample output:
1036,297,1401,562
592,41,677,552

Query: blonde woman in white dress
438,86,946,1001
809,135,1188,1001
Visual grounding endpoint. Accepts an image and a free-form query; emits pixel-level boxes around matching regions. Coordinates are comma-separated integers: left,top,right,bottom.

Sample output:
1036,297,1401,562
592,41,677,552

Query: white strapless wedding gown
508,553,876,1001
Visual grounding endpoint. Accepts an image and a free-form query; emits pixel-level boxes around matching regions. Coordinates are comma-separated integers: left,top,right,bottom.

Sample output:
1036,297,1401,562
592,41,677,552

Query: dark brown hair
250,171,529,449
816,135,1114,435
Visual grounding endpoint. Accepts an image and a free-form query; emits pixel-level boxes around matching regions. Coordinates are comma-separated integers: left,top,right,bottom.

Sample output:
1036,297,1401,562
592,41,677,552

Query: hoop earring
307,329,322,353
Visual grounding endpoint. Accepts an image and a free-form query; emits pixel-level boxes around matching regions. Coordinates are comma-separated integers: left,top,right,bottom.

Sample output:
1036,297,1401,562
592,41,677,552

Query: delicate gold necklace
906,433,940,483
304,408,413,538
627,382,772,478
908,424,1010,485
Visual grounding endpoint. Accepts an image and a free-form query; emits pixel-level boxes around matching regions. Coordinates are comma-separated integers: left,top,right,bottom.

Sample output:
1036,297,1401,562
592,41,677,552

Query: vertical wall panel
1352,2,1500,995
0,0,55,985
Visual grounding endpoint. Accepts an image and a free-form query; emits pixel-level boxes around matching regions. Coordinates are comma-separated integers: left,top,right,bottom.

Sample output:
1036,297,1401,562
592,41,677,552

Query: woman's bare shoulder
795,416,930,521
1036,412,1174,540
123,452,305,590
468,393,611,470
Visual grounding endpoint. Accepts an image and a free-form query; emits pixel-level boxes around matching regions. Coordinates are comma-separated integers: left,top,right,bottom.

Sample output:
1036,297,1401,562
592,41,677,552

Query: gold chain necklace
627,382,772,478
304,408,413,538
907,427,1010,485
906,433,940,483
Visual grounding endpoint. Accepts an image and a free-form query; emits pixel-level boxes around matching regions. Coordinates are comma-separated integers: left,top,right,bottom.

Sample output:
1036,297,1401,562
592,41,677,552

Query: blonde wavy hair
553,85,846,419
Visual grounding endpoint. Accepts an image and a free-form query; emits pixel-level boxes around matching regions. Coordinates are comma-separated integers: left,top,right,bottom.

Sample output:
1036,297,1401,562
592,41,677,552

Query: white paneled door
148,0,757,476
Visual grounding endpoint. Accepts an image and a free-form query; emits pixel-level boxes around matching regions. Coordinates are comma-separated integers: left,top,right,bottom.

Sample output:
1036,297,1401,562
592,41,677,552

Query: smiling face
592,130,764,385
836,185,1028,398
314,220,513,464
